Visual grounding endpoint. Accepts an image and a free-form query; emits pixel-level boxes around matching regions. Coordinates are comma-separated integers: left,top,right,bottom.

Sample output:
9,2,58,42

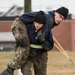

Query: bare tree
24,0,31,12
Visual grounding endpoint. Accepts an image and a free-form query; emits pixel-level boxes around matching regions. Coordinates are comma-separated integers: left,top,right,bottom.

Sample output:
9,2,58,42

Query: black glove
36,30,45,43
36,30,53,51
16,38,27,47
0,66,14,75
42,41,53,51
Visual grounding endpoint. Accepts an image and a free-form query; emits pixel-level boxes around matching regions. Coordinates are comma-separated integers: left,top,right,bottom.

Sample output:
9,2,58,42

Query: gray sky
32,0,75,15
0,0,75,15
0,0,24,11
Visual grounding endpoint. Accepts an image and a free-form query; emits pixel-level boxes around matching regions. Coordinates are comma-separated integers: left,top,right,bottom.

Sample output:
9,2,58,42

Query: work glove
16,38,27,47
36,30,45,43
42,41,53,51
36,30,53,51
0,66,14,75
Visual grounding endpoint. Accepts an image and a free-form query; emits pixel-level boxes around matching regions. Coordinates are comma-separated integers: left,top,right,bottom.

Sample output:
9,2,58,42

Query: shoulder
44,11,54,20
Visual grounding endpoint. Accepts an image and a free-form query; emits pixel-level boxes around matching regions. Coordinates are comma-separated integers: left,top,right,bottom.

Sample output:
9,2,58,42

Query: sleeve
41,31,54,51
19,11,37,24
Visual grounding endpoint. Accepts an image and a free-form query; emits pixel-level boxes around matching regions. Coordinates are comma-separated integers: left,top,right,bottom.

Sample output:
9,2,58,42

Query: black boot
0,66,14,75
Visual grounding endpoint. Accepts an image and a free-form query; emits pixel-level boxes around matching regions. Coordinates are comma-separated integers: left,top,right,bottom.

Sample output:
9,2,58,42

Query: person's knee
16,38,28,47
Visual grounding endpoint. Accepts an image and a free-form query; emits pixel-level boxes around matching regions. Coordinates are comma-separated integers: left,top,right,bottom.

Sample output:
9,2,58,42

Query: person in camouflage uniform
9,18,30,69
0,7,69,75
0,18,30,75
0,11,46,75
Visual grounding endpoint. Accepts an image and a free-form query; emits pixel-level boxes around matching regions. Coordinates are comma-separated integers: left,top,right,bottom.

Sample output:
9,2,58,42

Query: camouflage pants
21,52,48,75
8,18,30,69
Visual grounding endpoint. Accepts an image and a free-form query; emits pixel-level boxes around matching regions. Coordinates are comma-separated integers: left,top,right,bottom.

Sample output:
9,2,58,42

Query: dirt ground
0,51,75,75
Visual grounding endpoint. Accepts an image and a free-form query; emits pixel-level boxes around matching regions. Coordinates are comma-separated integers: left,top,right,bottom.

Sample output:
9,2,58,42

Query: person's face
34,22,43,31
54,12,64,25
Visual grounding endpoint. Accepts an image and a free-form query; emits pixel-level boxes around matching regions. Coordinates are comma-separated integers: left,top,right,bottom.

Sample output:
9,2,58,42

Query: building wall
52,21,72,51
0,20,75,51
71,21,75,51
0,21,12,32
